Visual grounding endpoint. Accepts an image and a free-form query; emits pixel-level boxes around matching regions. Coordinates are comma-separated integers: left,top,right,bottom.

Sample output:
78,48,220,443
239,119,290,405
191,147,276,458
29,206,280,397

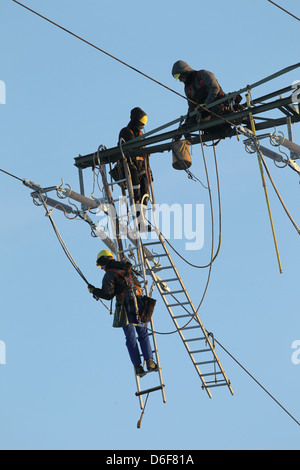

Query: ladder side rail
120,150,166,404
154,233,234,394
143,236,234,395
144,256,212,398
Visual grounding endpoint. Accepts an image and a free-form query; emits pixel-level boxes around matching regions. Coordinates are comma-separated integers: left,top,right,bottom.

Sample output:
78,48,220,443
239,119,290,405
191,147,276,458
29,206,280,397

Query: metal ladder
100,152,167,411
141,229,234,398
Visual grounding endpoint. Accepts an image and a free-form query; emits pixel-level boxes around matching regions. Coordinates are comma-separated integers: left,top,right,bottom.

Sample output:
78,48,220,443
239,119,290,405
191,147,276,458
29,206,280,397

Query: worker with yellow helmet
88,249,158,377
117,107,152,206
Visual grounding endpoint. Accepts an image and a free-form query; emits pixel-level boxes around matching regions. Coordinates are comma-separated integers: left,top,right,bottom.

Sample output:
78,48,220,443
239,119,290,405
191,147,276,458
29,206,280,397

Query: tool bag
171,139,192,170
139,296,156,323
113,300,129,328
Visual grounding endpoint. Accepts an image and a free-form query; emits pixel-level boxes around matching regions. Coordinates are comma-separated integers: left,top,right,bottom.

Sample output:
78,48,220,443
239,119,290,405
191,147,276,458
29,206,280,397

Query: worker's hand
196,104,210,122
88,284,95,294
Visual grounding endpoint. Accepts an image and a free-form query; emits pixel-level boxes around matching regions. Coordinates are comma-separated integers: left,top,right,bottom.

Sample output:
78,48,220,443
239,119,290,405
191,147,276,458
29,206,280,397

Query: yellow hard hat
139,114,148,126
173,73,181,80
96,250,114,266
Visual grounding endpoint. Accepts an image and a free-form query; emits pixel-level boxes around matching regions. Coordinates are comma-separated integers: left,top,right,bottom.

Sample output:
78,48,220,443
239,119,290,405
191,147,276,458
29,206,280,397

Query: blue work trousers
122,312,153,366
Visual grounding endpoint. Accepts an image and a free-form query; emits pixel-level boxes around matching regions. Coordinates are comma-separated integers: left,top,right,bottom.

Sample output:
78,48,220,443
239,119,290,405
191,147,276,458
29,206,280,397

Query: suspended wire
8,2,300,427
12,0,193,105
1,166,299,427
267,0,300,22
211,334,300,427
0,167,23,182
159,140,222,269
11,0,300,146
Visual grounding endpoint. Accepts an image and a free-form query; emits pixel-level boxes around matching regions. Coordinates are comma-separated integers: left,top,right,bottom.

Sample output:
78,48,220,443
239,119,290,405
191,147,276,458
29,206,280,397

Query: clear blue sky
1,0,300,450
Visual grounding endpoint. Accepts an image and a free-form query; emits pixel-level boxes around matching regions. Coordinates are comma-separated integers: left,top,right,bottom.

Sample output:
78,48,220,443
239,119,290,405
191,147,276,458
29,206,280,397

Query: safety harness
107,268,156,324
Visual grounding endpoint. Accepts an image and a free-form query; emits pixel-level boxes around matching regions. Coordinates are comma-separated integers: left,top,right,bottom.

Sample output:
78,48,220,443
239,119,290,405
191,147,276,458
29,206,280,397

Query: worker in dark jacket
172,60,226,125
88,250,158,377
118,107,151,206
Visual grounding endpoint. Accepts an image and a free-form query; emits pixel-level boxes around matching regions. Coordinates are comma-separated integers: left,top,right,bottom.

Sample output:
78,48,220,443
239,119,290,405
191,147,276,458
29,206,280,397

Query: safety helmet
172,60,194,79
96,250,114,266
130,107,147,126
139,114,148,126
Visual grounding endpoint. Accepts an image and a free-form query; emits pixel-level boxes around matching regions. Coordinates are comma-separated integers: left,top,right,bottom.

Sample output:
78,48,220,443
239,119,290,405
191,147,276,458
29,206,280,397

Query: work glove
196,104,210,122
88,284,95,294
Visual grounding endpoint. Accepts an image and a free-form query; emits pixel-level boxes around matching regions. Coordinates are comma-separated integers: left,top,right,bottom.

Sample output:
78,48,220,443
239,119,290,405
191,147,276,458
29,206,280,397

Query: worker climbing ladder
96,145,167,412
94,142,234,400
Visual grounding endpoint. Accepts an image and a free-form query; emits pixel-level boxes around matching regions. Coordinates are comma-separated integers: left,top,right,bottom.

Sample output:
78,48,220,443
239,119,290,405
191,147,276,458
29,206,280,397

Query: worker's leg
136,324,153,361
122,322,141,366
128,163,141,203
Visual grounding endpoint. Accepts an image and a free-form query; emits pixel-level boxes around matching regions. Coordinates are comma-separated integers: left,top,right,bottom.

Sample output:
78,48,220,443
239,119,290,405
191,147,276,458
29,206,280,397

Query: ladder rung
162,290,184,296
156,278,179,283
170,303,190,309
195,360,217,365
189,348,211,354
135,384,165,397
202,382,229,389
200,371,223,377
150,266,172,271
145,253,169,259
184,337,207,342
181,325,202,331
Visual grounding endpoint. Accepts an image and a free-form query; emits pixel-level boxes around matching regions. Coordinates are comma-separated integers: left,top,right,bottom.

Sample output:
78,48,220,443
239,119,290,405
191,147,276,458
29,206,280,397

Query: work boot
146,358,158,372
134,365,146,378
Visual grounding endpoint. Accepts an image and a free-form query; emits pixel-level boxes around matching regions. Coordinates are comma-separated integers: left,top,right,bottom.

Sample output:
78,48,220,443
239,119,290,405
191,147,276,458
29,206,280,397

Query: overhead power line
8,2,300,427
267,0,300,22
12,0,191,104
0,167,23,182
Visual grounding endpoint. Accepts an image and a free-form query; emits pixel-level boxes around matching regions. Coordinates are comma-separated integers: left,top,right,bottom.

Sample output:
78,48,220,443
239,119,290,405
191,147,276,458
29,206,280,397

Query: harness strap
107,268,143,299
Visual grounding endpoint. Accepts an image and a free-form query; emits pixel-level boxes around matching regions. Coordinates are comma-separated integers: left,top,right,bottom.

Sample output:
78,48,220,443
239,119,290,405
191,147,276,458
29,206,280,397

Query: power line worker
118,107,152,206
87,250,158,377
172,60,237,126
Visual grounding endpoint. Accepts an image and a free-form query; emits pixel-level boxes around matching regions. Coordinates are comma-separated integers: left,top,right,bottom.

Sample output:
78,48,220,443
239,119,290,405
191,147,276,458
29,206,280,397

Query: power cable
212,335,300,427
12,0,194,105
0,168,24,182
1,166,299,427
8,1,300,427
158,140,222,269
11,0,300,147
267,0,300,22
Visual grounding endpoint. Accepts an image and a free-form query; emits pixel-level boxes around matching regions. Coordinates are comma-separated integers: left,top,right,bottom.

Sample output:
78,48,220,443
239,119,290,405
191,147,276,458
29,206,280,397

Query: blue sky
1,0,300,450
